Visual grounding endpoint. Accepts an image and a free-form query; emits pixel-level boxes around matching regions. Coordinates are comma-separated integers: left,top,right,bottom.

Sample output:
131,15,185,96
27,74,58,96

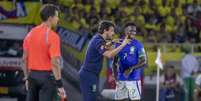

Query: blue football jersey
115,39,146,80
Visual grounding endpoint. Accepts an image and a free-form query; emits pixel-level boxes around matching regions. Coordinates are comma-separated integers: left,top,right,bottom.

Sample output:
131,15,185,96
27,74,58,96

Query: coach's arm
103,36,129,58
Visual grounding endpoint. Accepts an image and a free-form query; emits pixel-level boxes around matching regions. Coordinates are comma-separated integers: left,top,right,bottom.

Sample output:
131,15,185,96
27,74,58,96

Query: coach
79,20,129,101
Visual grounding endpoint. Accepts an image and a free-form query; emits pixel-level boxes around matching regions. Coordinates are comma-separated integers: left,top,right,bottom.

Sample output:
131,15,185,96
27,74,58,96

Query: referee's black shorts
26,70,57,101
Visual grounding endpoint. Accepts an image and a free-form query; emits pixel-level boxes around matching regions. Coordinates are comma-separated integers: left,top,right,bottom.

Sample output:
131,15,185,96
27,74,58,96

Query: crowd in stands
0,40,23,57
2,0,201,43
48,0,201,43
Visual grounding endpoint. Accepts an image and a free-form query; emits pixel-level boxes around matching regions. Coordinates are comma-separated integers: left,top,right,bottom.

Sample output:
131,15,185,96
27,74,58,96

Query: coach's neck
101,33,107,40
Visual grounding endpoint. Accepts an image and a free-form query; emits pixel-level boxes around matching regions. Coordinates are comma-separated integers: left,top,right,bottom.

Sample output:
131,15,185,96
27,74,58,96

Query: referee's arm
49,33,66,98
49,34,63,87
22,38,29,90
51,57,62,81
22,51,28,80
22,37,29,80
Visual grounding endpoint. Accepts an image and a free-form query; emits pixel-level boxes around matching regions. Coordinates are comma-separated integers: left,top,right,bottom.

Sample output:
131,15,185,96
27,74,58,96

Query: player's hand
124,68,132,78
58,87,67,99
122,35,130,46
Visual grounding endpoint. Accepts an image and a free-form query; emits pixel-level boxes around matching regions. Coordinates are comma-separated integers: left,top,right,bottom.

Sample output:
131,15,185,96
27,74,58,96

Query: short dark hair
123,22,136,29
40,4,59,21
98,20,115,34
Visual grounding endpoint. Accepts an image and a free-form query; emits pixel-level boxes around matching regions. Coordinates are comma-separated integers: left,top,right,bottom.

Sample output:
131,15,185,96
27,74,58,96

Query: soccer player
79,20,129,101
112,22,147,101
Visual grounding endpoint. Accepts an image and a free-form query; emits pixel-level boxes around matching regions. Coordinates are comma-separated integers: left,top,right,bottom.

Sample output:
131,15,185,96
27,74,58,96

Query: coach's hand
122,35,130,46
105,41,113,50
58,87,67,99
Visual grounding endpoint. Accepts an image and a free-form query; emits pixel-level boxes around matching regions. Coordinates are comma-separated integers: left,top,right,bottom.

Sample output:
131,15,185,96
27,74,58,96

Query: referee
22,4,66,101
79,20,129,101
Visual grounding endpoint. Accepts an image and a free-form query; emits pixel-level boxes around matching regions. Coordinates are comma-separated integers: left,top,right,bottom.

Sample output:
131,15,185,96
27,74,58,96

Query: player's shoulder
134,39,144,47
133,39,142,44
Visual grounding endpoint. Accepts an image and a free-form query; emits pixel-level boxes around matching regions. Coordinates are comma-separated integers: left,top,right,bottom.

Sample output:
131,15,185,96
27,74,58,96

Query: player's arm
112,56,119,80
130,49,147,71
131,55,147,70
132,45,147,69
124,47,147,76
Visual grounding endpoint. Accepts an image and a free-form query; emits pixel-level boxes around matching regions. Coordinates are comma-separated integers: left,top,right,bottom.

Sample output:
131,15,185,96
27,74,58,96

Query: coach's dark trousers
26,71,57,101
79,69,99,101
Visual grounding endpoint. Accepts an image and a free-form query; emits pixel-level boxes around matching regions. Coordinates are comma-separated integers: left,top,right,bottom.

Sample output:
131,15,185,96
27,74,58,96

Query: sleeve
23,37,28,51
95,39,106,55
49,33,61,58
137,42,146,59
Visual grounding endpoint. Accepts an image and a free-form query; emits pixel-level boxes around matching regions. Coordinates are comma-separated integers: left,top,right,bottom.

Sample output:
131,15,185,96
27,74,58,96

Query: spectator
181,45,199,78
0,40,8,56
54,0,201,43
159,65,184,101
146,29,157,43
174,24,186,43
181,44,199,101
157,23,171,43
7,42,22,57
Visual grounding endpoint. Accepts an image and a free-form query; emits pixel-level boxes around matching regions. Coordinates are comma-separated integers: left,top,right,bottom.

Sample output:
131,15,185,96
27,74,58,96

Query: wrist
56,79,63,88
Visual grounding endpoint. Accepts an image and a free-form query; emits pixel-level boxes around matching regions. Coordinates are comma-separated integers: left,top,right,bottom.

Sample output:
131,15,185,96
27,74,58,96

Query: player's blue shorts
79,69,99,101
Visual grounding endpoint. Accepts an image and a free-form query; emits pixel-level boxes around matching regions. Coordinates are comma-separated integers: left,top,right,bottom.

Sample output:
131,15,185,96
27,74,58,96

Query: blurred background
0,0,201,101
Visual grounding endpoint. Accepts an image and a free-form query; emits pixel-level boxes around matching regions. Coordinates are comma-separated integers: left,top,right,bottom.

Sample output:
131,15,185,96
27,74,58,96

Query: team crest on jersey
130,46,135,54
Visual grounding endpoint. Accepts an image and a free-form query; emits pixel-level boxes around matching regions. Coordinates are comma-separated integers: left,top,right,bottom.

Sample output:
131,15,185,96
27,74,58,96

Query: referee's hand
58,87,67,99
25,80,29,91
23,77,29,91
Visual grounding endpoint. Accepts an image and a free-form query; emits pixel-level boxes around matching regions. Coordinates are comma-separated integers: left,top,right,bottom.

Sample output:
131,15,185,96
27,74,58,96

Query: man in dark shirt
79,20,129,101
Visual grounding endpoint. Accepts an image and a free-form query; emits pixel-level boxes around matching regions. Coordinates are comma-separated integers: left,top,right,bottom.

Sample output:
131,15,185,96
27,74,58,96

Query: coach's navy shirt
80,34,106,75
